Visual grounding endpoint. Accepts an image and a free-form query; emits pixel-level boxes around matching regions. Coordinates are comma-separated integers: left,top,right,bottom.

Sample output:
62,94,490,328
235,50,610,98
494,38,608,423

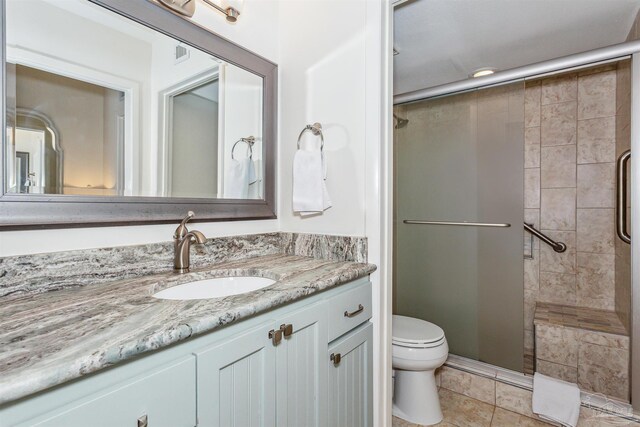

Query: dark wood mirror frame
0,0,277,230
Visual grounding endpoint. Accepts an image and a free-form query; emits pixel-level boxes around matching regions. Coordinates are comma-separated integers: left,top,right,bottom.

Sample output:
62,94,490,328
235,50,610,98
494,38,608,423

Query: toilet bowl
392,315,449,426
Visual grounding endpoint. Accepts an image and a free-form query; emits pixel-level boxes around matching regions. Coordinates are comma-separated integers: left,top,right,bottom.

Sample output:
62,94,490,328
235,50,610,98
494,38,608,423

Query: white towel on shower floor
292,149,331,216
532,373,581,427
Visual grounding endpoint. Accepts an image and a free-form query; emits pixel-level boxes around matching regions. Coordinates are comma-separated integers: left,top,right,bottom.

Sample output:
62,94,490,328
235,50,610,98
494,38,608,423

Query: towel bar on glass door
297,122,324,151
402,220,511,228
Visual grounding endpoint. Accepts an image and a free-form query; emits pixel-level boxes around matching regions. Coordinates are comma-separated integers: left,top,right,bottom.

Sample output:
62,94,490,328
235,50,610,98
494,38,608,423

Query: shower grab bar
402,220,511,228
403,219,568,253
524,223,567,253
616,149,631,244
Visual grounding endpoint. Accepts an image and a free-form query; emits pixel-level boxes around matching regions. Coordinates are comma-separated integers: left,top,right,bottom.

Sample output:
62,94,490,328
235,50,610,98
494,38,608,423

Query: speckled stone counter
0,253,376,405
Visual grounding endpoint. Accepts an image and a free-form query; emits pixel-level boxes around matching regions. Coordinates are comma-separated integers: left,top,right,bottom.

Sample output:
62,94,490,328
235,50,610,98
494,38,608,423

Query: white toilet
392,315,449,426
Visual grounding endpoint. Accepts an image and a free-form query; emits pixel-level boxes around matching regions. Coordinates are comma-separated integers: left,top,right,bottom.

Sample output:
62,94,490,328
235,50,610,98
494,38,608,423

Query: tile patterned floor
535,302,627,335
393,388,553,427
393,387,640,427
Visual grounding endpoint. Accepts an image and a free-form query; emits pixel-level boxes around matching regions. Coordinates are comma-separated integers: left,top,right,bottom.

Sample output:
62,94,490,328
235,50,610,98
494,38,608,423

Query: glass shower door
394,82,525,371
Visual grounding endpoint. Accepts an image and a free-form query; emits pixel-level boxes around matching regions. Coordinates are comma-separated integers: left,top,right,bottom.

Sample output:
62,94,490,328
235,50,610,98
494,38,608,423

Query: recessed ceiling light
471,68,497,78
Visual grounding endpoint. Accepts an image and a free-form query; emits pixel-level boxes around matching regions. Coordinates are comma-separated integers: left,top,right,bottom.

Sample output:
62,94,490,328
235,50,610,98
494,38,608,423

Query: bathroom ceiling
394,0,640,96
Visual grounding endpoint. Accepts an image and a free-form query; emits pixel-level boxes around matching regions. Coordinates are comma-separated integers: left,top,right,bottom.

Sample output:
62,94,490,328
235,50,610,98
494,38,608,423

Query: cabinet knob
137,414,148,427
268,329,283,345
279,323,293,338
330,352,341,366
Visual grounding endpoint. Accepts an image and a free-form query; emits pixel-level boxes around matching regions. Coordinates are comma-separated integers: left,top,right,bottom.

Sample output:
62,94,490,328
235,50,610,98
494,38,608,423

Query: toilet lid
392,315,445,345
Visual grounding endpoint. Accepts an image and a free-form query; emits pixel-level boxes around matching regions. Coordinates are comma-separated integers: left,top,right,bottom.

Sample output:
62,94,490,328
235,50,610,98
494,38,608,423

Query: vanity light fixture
471,68,497,78
202,0,243,23
154,0,243,23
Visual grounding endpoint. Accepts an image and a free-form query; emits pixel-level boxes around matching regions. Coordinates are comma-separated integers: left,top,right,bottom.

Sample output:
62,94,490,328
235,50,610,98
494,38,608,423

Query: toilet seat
392,315,445,348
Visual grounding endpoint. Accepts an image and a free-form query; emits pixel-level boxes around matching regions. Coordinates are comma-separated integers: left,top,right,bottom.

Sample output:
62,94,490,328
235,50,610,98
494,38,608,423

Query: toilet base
392,369,442,426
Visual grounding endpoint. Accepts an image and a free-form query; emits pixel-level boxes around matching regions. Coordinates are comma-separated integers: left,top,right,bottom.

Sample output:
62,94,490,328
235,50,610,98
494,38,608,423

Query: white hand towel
532,373,581,427
292,150,331,215
224,158,256,199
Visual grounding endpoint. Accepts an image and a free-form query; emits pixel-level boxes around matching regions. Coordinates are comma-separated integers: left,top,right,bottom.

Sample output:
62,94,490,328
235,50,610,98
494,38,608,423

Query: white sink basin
153,276,276,300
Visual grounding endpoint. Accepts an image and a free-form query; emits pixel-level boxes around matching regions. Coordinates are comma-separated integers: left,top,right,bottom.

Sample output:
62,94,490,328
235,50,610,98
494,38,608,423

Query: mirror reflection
5,0,264,199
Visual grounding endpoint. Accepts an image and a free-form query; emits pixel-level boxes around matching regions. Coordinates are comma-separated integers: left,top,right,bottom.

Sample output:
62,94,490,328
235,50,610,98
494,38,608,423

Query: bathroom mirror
0,0,277,228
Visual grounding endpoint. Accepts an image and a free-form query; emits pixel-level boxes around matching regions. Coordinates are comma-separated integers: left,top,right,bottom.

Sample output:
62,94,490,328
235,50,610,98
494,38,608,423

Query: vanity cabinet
11,357,197,427
328,323,373,427
275,302,328,427
0,278,372,427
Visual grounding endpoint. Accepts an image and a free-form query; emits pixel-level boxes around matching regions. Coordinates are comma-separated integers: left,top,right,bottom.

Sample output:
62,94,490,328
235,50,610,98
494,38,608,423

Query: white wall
277,0,368,236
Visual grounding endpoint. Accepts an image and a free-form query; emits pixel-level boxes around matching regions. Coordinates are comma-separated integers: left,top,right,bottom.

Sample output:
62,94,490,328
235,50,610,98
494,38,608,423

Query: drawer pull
344,304,364,318
330,352,341,365
137,415,148,427
268,329,283,345
280,323,294,338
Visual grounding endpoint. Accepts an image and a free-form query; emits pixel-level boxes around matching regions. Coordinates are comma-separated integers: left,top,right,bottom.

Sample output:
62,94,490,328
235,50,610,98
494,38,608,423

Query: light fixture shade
220,0,243,13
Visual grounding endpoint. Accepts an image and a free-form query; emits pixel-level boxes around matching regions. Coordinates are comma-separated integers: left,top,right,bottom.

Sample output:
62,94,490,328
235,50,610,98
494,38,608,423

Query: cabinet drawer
24,356,196,427
327,281,372,342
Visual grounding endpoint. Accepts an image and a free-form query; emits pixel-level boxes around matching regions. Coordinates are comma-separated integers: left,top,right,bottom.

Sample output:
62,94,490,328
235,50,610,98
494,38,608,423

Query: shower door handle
616,149,631,244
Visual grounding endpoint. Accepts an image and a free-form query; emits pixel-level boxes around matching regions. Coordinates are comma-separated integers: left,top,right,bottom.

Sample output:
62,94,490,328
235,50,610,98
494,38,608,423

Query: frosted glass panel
394,82,525,371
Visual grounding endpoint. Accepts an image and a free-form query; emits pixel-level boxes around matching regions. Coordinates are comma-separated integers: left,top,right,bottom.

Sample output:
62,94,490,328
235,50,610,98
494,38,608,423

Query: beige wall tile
525,289,538,330
539,272,577,305
525,208,541,251
541,73,577,105
525,168,541,209
536,323,579,365
525,329,535,351
615,237,632,332
541,101,577,146
525,127,541,168
577,209,615,254
525,251,540,291
540,230,576,274
577,163,615,208
578,342,629,401
525,85,541,128
576,252,615,310
439,388,494,427
541,145,577,188
536,359,578,383
577,117,615,164
579,329,629,350
541,188,576,230
439,366,496,405
495,382,535,418
578,71,616,120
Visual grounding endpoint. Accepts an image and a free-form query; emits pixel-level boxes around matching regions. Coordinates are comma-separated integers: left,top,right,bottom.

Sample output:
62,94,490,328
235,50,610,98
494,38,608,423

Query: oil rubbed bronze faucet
173,211,207,273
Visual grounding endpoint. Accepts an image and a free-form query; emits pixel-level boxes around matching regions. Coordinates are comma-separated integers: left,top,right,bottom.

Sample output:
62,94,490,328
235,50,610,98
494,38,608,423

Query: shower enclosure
394,54,636,404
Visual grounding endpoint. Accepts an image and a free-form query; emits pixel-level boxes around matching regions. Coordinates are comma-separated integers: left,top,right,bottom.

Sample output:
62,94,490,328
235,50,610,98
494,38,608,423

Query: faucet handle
174,211,195,239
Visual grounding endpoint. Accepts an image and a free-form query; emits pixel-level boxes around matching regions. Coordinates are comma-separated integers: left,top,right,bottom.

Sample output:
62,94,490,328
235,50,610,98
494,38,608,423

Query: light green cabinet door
22,356,197,427
328,322,373,427
275,302,328,427
196,321,277,427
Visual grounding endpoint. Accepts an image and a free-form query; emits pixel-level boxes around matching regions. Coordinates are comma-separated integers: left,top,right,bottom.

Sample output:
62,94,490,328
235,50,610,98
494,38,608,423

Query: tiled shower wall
615,60,632,330
523,62,631,353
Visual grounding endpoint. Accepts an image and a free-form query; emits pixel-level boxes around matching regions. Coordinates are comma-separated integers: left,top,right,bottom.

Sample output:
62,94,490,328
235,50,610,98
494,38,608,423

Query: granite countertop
0,254,376,405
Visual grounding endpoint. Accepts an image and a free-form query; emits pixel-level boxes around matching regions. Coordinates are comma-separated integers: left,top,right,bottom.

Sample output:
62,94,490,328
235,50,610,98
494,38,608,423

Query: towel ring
231,136,256,160
297,122,324,151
